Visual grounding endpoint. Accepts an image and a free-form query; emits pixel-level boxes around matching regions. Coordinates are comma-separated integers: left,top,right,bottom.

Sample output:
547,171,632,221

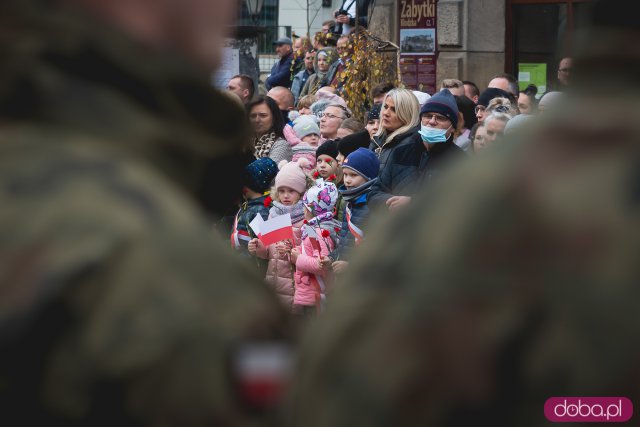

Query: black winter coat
368,134,464,207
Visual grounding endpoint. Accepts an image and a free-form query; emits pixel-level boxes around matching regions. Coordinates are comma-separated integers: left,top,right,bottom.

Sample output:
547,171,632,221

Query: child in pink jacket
249,160,309,312
289,179,340,316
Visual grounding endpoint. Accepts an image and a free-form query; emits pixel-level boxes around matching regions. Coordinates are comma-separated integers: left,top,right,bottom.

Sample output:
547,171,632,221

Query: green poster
518,63,547,95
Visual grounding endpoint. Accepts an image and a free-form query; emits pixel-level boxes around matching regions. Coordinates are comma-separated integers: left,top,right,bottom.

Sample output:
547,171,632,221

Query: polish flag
252,213,294,246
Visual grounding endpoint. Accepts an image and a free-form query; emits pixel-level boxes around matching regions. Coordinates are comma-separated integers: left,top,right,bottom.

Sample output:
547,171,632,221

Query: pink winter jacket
255,220,303,311
293,226,335,307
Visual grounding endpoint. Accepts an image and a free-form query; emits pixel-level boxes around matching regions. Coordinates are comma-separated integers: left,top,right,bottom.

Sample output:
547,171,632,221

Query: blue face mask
419,125,450,144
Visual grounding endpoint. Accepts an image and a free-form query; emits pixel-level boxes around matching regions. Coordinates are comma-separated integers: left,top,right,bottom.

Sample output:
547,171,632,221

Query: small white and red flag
250,213,294,246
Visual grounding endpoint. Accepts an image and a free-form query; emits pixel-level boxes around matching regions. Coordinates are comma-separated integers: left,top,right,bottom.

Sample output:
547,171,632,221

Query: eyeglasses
493,105,510,113
318,112,343,120
422,112,450,123
474,105,487,115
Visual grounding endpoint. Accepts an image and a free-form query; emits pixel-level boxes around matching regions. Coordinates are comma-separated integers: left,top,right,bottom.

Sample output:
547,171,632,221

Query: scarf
269,200,306,225
339,178,377,202
254,132,278,159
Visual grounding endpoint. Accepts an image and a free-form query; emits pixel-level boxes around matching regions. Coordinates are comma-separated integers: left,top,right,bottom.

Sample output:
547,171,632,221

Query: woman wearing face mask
369,89,464,211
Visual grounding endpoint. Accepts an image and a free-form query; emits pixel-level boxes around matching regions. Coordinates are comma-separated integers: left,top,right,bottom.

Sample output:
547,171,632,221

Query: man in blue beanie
369,89,464,211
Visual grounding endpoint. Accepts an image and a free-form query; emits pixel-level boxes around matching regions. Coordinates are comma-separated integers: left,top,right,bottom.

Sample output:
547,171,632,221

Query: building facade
369,0,593,92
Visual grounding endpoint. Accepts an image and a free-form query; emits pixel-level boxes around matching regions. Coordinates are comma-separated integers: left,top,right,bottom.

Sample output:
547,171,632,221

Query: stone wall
369,0,507,92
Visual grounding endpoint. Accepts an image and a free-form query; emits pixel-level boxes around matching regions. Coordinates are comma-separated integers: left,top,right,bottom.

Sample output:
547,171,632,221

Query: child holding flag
288,179,340,316
249,160,309,312
231,158,279,273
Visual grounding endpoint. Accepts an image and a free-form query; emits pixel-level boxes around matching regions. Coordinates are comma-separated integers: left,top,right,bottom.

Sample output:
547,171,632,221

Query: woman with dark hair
453,94,478,152
247,96,292,164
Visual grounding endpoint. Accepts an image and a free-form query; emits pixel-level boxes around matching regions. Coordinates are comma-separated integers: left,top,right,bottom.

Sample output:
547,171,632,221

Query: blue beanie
342,147,380,181
419,89,459,129
244,157,279,193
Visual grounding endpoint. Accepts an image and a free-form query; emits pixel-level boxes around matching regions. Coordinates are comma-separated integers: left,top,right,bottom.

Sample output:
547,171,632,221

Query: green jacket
0,1,290,425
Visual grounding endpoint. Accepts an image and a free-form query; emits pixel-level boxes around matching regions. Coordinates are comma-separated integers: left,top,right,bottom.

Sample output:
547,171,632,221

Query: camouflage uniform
287,2,640,426
0,1,290,425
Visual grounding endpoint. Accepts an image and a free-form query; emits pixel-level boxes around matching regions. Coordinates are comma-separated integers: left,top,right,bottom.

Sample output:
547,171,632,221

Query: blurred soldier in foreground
0,0,290,425
288,1,640,426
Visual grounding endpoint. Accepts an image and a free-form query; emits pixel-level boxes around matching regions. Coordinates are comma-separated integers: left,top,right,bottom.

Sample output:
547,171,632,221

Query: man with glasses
369,90,464,211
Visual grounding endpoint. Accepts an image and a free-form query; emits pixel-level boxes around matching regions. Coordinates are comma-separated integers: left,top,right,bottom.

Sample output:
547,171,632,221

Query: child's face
277,186,301,206
316,154,338,178
336,152,345,165
366,119,380,138
299,107,312,115
303,205,313,220
342,169,367,189
301,133,320,146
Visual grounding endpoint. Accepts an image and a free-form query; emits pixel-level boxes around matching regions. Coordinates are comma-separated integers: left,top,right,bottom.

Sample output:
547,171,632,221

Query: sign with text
518,63,547,97
398,0,438,94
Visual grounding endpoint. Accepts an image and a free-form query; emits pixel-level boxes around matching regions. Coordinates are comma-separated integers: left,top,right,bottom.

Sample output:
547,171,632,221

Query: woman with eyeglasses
370,88,420,172
319,103,350,140
369,89,464,211
247,96,292,164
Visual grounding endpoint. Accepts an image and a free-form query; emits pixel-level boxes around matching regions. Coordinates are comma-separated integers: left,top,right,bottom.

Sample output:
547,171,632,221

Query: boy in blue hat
325,147,380,273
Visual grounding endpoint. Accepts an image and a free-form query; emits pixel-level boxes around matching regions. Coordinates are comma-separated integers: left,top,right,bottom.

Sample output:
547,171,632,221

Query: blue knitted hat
244,157,279,193
342,147,380,181
419,89,459,129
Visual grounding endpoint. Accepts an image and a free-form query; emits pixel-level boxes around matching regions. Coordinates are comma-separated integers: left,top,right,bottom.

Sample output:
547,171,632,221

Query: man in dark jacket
369,89,464,211
265,37,297,90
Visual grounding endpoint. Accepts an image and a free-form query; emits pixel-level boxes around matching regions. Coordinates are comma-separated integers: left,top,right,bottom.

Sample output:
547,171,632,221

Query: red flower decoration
313,170,320,178
328,174,337,181
334,227,341,233
303,220,308,224
263,196,272,207
321,229,330,238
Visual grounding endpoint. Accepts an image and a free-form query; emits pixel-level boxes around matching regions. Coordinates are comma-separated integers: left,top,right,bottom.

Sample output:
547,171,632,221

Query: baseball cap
273,37,293,46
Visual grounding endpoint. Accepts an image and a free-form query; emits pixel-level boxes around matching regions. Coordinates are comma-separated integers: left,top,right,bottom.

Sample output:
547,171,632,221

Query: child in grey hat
291,115,322,171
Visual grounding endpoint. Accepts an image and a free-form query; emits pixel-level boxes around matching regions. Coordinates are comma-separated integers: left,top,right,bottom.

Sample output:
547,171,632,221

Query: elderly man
368,89,464,211
265,36,296,90
0,0,290,424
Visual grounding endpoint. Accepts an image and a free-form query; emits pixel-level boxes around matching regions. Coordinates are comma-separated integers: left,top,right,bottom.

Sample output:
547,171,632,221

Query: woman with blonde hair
370,88,420,171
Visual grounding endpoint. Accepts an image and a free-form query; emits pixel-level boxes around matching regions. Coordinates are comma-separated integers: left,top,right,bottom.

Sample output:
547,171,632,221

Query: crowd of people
225,52,573,316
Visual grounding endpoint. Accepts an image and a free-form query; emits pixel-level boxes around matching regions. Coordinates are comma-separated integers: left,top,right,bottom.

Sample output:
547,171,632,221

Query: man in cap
287,1,640,425
0,0,290,425
265,36,296,90
368,89,464,211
